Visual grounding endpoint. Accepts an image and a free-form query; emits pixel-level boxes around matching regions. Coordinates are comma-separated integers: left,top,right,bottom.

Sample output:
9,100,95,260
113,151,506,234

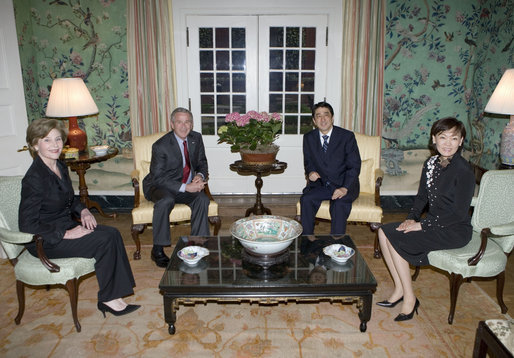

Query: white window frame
172,0,343,194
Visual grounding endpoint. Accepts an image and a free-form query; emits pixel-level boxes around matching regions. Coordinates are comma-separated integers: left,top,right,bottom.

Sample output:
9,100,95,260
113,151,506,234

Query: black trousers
27,225,135,302
149,188,210,246
300,186,357,235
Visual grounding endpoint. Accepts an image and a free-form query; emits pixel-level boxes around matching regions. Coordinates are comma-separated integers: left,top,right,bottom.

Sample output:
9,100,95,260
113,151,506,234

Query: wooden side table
229,160,287,216
64,147,119,218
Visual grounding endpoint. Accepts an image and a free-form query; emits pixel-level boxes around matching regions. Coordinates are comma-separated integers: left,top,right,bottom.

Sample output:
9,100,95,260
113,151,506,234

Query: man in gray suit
143,107,210,267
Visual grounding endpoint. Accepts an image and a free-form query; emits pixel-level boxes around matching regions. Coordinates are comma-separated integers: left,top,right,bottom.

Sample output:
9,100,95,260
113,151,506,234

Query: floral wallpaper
14,0,131,151
383,0,514,172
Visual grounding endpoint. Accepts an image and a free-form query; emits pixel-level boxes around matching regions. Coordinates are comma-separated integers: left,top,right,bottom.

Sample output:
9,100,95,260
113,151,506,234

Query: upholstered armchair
296,133,384,257
0,176,96,332
131,132,221,260
412,169,514,324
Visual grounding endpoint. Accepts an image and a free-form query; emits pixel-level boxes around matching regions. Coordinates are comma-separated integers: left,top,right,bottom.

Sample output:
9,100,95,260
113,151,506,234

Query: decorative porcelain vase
240,145,279,165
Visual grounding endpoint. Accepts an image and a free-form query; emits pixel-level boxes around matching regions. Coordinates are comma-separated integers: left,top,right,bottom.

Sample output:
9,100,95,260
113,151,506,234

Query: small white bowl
90,145,109,156
178,246,209,266
323,244,355,264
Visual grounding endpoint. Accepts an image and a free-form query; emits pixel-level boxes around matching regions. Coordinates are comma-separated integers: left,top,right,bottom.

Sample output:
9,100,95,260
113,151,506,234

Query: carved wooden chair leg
66,278,81,332
448,272,465,324
131,224,146,260
14,280,25,325
412,266,420,281
370,223,382,258
496,271,508,314
209,216,221,235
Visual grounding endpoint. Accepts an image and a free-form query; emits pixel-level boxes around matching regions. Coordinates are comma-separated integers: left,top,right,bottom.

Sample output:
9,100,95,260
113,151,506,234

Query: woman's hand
81,208,97,230
308,171,321,182
64,225,93,239
396,219,422,233
332,187,348,200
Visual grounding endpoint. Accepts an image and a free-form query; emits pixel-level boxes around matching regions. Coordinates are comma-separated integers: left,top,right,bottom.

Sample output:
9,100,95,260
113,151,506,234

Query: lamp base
67,116,87,152
500,115,514,165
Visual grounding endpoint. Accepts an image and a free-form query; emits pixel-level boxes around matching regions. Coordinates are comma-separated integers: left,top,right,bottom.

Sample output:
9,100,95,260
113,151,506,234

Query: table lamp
45,78,99,152
484,68,514,165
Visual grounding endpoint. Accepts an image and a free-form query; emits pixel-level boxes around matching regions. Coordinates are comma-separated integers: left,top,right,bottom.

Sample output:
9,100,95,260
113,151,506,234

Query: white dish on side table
323,244,355,264
90,145,110,156
177,246,209,266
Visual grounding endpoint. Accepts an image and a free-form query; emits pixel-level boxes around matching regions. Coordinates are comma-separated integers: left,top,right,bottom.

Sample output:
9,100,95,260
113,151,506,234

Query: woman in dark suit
19,118,139,317
377,117,475,321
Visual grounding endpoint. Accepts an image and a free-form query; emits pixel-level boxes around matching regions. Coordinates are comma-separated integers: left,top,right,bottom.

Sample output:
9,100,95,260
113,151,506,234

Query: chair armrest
490,222,514,236
131,172,141,208
468,228,490,266
204,183,215,201
0,227,34,244
35,235,60,273
374,168,384,206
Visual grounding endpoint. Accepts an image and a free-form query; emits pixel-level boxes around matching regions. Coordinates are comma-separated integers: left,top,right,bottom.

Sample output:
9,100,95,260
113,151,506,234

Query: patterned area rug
0,245,508,357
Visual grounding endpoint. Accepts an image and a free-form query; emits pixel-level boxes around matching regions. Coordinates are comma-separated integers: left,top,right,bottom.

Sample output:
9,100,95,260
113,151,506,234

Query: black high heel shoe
376,296,403,308
394,298,420,322
97,302,141,318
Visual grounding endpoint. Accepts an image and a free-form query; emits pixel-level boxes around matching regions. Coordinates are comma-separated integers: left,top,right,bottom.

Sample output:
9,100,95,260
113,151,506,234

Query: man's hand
396,219,422,233
80,208,97,230
64,225,93,239
186,181,206,193
191,174,205,184
308,171,321,182
332,187,348,200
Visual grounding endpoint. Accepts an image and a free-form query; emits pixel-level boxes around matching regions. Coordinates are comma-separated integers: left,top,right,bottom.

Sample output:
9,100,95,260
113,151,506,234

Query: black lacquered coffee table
159,235,377,335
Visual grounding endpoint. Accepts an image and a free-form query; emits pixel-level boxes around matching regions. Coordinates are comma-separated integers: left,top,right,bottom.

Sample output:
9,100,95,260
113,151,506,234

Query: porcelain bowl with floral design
90,145,110,156
323,244,355,264
230,215,303,255
178,246,209,266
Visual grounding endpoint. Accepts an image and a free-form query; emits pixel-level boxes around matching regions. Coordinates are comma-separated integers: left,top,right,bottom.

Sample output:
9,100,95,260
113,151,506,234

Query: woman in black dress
377,117,475,321
19,118,140,317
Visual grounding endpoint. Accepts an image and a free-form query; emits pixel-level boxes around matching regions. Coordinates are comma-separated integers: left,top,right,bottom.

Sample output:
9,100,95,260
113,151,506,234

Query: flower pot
240,145,279,165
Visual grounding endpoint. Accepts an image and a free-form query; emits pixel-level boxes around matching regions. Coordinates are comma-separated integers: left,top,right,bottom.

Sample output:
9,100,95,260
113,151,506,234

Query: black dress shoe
97,302,141,317
151,250,170,268
376,296,403,308
394,298,420,322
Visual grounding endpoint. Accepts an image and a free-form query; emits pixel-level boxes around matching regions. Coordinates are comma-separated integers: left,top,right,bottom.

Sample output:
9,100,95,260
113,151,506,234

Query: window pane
217,95,230,113
286,50,299,70
269,72,283,91
216,73,230,92
302,50,315,70
270,50,283,70
302,27,316,47
199,51,213,70
232,51,246,70
216,51,229,70
285,94,298,113
200,73,214,92
201,95,214,113
285,73,299,92
199,28,213,48
202,116,215,135
232,73,246,92
232,28,245,48
300,115,313,134
269,27,283,47
284,115,298,134
269,94,283,112
301,94,314,113
286,27,300,47
217,116,226,130
233,95,246,113
215,28,229,48
301,72,315,91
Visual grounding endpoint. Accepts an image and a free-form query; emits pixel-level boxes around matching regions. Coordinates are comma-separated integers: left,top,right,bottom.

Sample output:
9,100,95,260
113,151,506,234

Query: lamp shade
484,69,514,115
46,78,98,117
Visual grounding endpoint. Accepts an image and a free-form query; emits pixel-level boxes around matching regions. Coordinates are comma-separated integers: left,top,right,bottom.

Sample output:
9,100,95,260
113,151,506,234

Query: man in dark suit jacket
143,107,210,267
300,102,361,235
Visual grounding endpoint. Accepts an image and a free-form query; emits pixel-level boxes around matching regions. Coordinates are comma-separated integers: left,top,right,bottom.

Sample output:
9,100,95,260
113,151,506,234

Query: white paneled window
173,0,342,194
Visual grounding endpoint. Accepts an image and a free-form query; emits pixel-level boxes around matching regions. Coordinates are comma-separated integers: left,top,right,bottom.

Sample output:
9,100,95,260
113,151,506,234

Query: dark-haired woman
19,118,140,317
377,117,475,321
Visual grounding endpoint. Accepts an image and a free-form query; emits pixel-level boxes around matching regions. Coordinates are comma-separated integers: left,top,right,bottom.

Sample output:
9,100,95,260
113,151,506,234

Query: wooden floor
97,194,514,316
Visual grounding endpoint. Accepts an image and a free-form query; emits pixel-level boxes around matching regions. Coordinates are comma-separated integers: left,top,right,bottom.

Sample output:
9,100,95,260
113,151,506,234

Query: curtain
341,0,385,136
127,0,176,136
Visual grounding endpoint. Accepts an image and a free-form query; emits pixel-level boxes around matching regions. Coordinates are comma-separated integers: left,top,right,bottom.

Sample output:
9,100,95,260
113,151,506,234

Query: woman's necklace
439,155,452,168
